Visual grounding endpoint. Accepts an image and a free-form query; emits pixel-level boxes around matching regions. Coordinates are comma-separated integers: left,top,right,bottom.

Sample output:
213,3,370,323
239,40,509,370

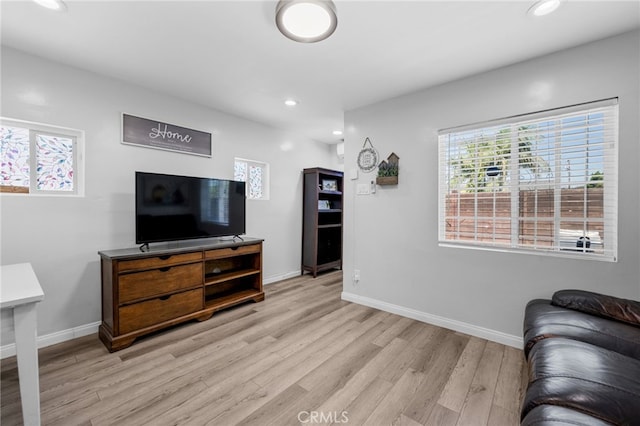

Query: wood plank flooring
0,271,527,425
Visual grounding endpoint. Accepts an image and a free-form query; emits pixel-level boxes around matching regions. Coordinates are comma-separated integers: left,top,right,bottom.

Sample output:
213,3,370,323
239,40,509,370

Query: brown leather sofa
521,290,640,425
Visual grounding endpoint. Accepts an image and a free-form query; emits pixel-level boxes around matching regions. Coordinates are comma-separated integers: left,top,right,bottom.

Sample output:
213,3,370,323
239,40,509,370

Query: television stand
98,237,264,351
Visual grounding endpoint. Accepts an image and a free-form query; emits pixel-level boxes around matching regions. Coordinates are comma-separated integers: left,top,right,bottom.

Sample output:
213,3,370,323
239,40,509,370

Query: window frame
438,98,618,262
1,117,84,196
234,157,270,201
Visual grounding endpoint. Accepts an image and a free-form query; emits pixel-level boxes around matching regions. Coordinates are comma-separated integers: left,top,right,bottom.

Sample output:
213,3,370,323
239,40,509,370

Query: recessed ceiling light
527,0,561,17
276,0,338,43
332,130,343,136
284,99,298,106
33,0,67,12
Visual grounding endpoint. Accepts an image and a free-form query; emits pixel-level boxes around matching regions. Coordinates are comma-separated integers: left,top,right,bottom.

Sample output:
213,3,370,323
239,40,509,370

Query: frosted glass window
234,158,269,200
1,126,30,189
0,118,82,195
249,165,263,199
234,161,247,182
36,134,74,191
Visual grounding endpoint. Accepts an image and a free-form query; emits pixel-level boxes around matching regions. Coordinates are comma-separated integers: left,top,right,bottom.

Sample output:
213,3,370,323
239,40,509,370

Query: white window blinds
438,98,618,261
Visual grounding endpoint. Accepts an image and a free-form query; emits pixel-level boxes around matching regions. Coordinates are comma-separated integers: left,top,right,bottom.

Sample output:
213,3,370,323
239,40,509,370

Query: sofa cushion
522,338,640,425
521,405,612,426
552,289,640,327
523,299,640,360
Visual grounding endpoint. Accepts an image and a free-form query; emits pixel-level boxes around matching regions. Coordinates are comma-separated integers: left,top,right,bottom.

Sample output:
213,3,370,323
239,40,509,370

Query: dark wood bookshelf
302,167,343,277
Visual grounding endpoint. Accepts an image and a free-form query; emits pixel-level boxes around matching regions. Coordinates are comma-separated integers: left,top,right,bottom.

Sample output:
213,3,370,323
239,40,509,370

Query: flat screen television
135,171,246,244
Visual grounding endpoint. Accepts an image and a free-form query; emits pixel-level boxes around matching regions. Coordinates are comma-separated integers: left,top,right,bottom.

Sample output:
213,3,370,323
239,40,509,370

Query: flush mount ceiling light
33,0,67,12
284,99,298,106
527,0,562,16
276,0,338,43
332,130,343,136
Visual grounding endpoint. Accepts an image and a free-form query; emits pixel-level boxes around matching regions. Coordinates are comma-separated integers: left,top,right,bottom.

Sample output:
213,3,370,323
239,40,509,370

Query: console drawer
119,263,202,303
118,252,203,273
205,244,261,260
118,288,203,334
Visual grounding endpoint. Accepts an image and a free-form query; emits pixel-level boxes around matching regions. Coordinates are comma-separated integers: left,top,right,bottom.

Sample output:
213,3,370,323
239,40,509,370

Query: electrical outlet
353,269,360,282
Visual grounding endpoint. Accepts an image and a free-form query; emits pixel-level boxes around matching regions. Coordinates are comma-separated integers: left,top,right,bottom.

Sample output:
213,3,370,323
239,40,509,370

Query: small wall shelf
376,152,399,185
376,176,398,185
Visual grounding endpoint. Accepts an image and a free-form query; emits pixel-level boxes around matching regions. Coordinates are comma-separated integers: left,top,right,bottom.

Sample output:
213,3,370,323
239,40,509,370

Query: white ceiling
1,0,639,144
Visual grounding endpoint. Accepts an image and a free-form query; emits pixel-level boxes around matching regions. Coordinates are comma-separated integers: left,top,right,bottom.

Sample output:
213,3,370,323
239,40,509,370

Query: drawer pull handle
158,267,172,272
158,255,171,260
231,246,239,251
159,294,172,301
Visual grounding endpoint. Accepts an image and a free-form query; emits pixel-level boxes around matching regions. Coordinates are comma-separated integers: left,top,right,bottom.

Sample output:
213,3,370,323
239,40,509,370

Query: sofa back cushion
552,289,640,328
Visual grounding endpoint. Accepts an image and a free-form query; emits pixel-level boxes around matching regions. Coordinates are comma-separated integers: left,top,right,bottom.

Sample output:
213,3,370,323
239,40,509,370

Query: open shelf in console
204,267,261,286
204,252,261,285
204,276,262,310
204,289,263,311
203,244,263,311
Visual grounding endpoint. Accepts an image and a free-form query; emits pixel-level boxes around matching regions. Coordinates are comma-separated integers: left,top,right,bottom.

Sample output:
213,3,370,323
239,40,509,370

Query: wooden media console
98,238,264,351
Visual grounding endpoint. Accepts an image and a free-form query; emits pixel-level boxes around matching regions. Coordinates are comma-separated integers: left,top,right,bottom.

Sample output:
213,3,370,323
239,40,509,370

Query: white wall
343,31,640,347
0,47,339,349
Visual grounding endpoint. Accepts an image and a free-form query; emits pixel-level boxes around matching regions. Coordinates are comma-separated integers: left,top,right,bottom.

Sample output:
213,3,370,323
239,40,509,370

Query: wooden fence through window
445,188,604,248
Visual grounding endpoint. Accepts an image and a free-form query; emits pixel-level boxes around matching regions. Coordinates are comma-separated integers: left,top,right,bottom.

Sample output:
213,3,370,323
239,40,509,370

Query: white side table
1,263,44,426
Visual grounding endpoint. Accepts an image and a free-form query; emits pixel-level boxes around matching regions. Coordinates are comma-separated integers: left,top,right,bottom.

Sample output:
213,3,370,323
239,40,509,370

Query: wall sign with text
122,114,212,157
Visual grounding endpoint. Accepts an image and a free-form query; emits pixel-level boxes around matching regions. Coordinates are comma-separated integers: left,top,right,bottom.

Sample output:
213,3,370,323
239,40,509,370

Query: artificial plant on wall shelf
376,152,399,185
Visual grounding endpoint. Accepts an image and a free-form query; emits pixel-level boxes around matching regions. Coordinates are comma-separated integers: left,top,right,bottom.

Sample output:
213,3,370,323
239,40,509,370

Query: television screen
135,172,246,244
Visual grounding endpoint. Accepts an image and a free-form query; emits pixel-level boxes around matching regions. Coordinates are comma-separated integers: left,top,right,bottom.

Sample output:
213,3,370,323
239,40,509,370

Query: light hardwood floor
1,271,527,425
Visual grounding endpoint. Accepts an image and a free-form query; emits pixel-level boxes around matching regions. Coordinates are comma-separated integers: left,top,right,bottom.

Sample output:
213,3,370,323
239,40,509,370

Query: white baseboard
0,271,300,360
0,321,101,359
264,270,301,285
341,292,523,349
1,286,521,359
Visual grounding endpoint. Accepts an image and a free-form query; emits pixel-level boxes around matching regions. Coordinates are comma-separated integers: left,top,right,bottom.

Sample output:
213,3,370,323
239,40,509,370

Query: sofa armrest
552,289,640,327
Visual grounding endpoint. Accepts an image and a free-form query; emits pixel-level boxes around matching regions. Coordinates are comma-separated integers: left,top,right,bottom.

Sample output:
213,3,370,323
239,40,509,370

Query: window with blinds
438,98,618,261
